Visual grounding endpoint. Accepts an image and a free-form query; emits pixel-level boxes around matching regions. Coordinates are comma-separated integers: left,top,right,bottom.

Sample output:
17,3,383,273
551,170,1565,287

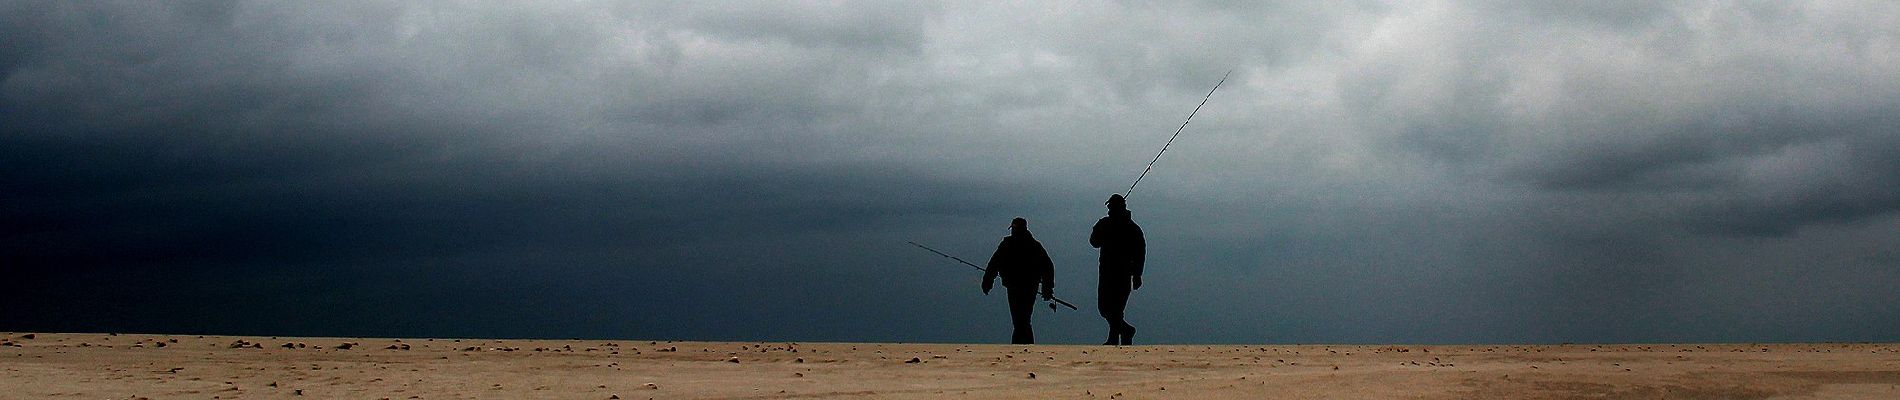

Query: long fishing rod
1125,69,1233,199
906,241,1080,311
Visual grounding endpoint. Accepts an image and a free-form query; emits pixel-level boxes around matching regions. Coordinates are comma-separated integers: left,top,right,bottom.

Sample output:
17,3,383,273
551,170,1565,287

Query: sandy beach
2,332,1896,399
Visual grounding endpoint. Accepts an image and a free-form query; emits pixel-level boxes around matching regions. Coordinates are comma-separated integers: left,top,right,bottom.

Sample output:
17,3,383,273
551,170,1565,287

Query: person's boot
1103,327,1120,346
1119,325,1136,346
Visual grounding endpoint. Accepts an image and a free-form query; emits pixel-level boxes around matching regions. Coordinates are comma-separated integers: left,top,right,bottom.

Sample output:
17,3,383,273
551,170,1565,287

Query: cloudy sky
4,1,1897,344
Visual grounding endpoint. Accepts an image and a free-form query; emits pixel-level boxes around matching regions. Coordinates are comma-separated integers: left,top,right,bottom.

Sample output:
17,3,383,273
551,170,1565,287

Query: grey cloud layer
3,1,1896,343
1331,2,1900,235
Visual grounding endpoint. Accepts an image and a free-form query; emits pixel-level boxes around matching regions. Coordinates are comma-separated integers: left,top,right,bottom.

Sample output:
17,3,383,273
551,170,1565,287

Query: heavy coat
985,232,1055,292
1090,209,1145,278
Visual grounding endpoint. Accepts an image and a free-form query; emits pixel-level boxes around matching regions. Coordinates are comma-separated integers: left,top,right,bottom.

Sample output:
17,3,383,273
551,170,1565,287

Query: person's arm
983,241,1005,294
1131,225,1146,290
1089,219,1105,248
1036,243,1054,299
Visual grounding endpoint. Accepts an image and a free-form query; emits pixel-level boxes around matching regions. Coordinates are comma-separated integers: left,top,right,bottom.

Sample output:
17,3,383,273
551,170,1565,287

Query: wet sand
2,332,1897,399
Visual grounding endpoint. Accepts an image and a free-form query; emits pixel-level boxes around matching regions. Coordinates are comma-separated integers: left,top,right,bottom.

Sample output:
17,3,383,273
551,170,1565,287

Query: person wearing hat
983,217,1056,344
1091,194,1145,345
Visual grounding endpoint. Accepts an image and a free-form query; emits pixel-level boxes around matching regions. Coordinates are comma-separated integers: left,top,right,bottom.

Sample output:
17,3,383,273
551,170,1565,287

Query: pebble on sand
727,356,741,363
905,357,922,363
644,383,659,390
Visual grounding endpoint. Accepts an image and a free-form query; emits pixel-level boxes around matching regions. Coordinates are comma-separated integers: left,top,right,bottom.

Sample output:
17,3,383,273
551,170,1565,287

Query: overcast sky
4,1,1897,344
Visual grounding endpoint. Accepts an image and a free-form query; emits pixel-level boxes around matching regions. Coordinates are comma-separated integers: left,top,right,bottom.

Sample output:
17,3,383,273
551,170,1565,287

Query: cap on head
1106,194,1127,208
1011,217,1028,229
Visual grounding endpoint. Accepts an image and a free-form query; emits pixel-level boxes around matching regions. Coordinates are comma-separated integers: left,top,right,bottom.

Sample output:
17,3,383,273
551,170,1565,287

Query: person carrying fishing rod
1092,194,1145,345
1095,69,1228,346
906,233,1077,344
981,217,1056,344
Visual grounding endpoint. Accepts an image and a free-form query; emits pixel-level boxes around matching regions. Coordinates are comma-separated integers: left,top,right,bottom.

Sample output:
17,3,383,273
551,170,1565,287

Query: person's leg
1009,287,1035,344
1098,274,1130,345
1117,276,1136,345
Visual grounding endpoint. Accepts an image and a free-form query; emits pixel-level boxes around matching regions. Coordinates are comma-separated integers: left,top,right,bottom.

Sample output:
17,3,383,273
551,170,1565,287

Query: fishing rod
906,241,1080,311
1125,69,1233,199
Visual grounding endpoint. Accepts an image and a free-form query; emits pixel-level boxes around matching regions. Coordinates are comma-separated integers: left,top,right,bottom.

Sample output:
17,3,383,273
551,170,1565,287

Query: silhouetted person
1092,194,1145,345
983,217,1055,344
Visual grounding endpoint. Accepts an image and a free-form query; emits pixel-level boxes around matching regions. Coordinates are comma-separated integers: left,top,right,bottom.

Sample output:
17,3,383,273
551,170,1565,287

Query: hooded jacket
1090,209,1145,277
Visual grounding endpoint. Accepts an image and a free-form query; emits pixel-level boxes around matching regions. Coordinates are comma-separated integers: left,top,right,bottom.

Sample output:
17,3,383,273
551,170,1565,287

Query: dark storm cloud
1339,1,1900,237
4,1,1898,343
0,0,988,338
